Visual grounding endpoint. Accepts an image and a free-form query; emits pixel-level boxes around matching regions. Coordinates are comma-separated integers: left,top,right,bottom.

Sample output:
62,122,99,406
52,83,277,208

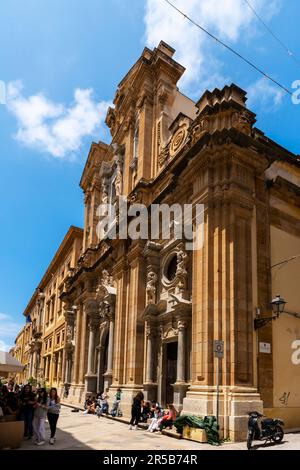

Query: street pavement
18,406,300,451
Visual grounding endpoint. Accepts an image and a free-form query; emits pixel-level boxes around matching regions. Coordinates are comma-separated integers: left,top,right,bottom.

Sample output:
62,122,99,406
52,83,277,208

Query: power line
271,254,300,269
162,0,292,95
243,0,300,68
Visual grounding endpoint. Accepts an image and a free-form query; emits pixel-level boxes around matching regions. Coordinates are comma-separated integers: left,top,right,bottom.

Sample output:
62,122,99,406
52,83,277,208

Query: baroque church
14,41,300,441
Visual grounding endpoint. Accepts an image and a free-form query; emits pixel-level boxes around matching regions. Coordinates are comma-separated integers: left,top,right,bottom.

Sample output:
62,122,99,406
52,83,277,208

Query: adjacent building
12,226,83,394
12,41,300,440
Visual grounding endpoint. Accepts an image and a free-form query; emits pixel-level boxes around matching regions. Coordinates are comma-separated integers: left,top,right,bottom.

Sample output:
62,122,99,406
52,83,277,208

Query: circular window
165,254,177,282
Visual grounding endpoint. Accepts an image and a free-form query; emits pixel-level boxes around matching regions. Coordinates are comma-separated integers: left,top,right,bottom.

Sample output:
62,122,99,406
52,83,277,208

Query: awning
0,350,25,374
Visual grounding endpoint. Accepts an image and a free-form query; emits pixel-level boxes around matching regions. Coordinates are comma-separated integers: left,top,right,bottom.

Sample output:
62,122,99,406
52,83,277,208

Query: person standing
20,384,36,439
47,388,61,445
33,388,49,445
129,391,144,430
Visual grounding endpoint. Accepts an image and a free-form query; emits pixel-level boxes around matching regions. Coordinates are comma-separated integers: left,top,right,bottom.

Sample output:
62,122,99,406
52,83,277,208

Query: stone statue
146,271,158,305
101,269,114,288
176,250,188,292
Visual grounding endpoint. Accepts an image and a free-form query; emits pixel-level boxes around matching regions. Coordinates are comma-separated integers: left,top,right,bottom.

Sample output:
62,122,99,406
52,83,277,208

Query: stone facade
11,226,83,394
12,41,300,441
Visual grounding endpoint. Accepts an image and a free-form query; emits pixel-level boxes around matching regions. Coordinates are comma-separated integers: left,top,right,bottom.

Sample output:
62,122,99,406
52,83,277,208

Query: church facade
13,41,300,441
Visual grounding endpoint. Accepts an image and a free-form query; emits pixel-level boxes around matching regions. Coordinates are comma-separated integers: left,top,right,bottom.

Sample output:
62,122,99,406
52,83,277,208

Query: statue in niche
101,269,114,288
176,250,188,292
146,271,158,305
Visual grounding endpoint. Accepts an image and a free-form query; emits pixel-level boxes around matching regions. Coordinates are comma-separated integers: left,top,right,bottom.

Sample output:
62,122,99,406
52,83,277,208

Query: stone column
176,319,187,383
47,356,51,381
143,322,157,402
145,324,155,383
52,354,58,381
63,306,75,389
58,350,62,382
96,346,104,393
85,300,100,394
106,318,114,373
87,317,98,374
172,318,189,412
73,304,82,384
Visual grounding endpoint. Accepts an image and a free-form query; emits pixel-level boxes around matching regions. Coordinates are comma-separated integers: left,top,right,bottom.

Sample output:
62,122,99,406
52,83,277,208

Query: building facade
11,226,83,393
13,42,300,440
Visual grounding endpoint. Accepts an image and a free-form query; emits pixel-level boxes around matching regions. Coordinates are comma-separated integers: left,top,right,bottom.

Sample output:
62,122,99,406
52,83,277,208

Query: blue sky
0,0,299,350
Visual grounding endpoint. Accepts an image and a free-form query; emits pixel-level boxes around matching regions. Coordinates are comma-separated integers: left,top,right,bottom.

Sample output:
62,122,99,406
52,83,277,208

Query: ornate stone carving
158,145,169,168
66,324,73,343
100,161,112,204
105,107,117,136
191,118,210,145
161,326,178,340
176,250,188,293
232,110,255,135
145,322,156,338
177,319,188,331
88,314,100,332
112,144,124,197
169,124,188,157
146,271,158,305
129,190,143,204
101,269,114,288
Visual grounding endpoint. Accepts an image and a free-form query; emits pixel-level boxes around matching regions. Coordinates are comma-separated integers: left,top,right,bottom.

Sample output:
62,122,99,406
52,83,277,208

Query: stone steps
61,402,182,439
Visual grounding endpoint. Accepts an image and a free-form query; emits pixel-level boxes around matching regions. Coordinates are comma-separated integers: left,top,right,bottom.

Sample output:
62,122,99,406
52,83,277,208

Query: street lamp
254,294,287,330
270,295,286,318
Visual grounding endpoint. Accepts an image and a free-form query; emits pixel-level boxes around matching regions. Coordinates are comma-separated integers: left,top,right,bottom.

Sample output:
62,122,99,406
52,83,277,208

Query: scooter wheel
272,426,284,443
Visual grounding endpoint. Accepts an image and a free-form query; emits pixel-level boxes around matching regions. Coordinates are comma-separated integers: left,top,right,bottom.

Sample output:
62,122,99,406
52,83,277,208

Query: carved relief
158,145,169,168
175,250,188,293
146,271,158,305
101,269,114,288
191,118,209,145
105,107,116,136
161,325,178,340
232,110,255,135
170,124,188,158
112,144,124,197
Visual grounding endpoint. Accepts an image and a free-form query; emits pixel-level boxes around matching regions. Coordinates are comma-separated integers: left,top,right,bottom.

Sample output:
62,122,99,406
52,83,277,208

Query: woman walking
47,388,61,445
33,388,49,445
129,391,144,430
20,384,36,439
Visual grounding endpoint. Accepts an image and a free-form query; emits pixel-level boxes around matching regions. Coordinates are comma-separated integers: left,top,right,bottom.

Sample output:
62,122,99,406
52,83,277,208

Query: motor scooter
247,411,284,450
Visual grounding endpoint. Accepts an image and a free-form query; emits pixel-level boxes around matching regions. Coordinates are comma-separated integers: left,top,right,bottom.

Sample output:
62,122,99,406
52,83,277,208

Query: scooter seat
262,418,275,426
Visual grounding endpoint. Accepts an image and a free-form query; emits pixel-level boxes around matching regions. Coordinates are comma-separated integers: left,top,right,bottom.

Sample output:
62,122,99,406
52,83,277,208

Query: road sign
214,340,224,358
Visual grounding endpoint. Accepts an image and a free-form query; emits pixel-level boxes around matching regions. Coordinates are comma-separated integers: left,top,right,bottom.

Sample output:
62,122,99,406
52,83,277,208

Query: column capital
88,314,100,331
177,319,188,331
145,322,157,338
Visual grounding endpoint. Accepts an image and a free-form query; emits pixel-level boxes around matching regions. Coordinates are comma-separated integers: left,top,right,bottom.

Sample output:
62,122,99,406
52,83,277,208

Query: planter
0,420,24,449
183,425,207,443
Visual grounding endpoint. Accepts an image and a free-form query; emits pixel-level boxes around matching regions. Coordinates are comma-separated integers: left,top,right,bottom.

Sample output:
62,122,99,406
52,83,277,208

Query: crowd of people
129,391,177,432
1,380,178,446
83,388,122,417
0,382,61,446
83,388,178,433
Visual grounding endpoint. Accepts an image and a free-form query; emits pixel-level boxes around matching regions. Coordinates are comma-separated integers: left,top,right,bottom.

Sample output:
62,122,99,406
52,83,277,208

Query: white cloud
0,340,12,352
247,77,284,111
0,313,24,352
144,0,281,96
7,81,111,159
